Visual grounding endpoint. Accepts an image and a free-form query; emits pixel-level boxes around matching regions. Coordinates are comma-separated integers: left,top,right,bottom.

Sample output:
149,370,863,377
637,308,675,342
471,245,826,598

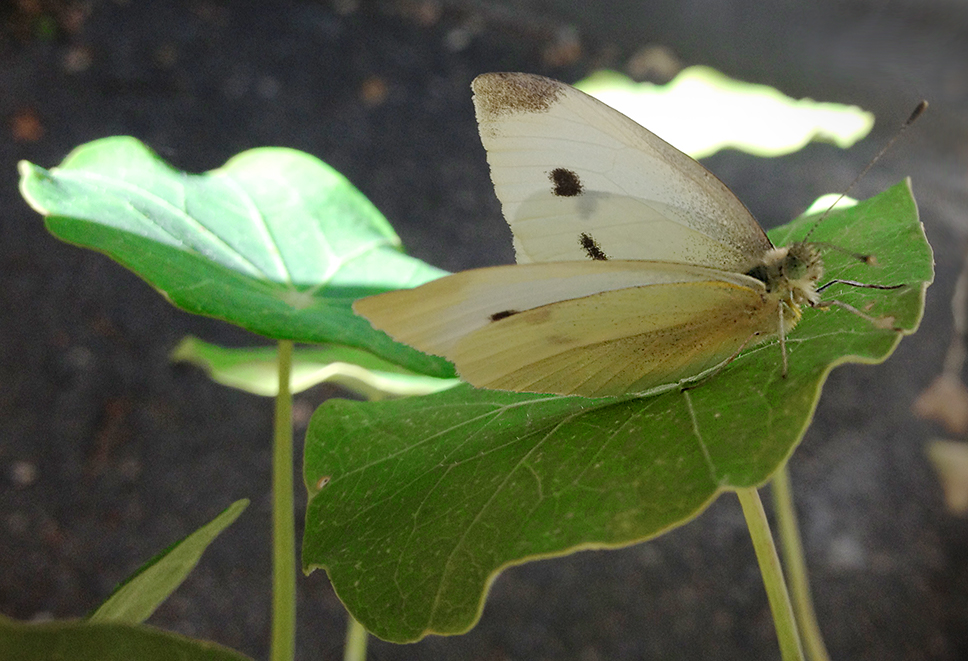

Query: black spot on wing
490,309,519,322
549,168,583,197
579,233,609,261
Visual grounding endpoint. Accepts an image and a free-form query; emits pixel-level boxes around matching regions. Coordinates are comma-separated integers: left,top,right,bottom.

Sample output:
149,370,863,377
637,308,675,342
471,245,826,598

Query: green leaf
575,67,875,158
171,335,459,398
17,137,454,379
301,181,932,642
0,615,253,661
89,500,248,624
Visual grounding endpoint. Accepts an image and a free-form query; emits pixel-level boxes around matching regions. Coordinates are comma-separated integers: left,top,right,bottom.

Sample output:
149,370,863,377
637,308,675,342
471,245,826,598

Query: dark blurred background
2,1,966,659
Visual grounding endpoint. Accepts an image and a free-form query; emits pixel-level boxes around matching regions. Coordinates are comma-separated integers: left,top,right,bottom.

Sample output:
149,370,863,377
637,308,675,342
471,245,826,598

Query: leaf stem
344,615,369,661
736,487,804,661
271,340,296,661
771,466,831,661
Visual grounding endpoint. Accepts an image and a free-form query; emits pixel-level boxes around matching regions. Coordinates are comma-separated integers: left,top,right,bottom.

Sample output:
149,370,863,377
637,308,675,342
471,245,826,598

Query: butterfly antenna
802,100,928,243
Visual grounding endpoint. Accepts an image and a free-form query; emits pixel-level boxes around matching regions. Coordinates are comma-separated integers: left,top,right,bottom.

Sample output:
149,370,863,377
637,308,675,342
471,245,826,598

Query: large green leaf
17,137,454,379
302,181,932,642
89,499,248,624
0,615,252,661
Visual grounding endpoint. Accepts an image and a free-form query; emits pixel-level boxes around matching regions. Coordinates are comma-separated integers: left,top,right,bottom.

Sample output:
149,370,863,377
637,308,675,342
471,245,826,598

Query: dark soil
2,1,967,659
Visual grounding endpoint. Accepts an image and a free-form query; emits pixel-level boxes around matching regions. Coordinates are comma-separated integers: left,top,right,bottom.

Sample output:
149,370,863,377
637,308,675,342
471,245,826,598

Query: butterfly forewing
472,72,773,270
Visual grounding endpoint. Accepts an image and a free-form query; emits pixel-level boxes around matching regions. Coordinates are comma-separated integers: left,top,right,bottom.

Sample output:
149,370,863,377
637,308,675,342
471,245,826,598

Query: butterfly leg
814,298,899,330
817,279,905,293
778,303,789,378
815,279,906,331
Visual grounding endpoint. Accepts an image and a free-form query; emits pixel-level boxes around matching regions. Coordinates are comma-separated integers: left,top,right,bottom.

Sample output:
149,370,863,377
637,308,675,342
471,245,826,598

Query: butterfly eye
783,253,807,280
784,245,824,282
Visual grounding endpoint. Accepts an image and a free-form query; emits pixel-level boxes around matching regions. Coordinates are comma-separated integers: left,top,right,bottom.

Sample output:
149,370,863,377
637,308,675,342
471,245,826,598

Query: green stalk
344,615,369,661
736,487,804,661
772,466,832,661
271,340,296,661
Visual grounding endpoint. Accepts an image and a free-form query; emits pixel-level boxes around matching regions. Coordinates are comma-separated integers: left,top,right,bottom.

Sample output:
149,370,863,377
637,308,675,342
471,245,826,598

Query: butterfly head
748,243,824,315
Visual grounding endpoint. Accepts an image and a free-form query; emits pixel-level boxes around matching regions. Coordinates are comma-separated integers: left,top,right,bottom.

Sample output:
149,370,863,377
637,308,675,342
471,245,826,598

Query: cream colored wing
451,280,779,397
353,261,775,397
472,73,773,270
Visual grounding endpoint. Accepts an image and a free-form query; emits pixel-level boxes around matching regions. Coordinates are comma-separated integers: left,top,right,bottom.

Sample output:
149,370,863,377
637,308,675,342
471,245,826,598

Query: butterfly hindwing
452,279,777,396
354,261,775,396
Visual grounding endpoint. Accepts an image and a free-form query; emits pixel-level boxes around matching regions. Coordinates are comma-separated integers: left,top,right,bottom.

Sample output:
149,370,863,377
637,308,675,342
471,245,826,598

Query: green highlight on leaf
575,67,875,158
172,335,459,399
17,137,455,379
302,181,932,643
0,614,253,661
89,500,248,625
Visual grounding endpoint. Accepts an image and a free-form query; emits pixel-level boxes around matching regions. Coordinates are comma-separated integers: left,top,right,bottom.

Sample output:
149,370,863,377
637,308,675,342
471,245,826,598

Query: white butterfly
354,72,877,398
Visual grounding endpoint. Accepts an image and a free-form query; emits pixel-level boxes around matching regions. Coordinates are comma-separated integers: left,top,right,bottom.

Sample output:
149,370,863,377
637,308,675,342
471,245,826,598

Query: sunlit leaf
18,137,454,378
575,67,875,158
172,336,459,398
